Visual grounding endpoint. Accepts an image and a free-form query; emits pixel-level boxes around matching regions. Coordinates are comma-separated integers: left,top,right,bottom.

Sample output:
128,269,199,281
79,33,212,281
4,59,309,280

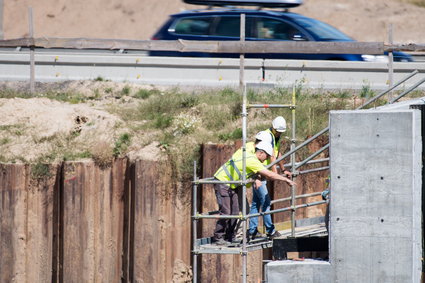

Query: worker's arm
258,168,295,186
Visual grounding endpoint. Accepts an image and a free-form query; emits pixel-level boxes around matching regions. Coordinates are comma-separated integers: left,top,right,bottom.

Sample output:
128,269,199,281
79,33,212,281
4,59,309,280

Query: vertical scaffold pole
388,23,394,101
290,86,297,237
192,161,198,283
28,7,35,94
240,13,248,283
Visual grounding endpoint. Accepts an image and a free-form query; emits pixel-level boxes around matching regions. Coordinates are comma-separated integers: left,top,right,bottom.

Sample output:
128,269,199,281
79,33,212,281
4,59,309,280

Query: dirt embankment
0,81,167,164
4,0,425,43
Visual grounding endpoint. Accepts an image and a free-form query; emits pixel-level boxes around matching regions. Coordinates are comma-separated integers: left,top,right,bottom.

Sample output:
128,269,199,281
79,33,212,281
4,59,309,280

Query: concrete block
329,109,422,282
265,259,331,283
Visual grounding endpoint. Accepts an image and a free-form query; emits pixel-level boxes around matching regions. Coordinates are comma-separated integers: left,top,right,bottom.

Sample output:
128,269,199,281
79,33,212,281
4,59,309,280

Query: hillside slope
4,0,425,43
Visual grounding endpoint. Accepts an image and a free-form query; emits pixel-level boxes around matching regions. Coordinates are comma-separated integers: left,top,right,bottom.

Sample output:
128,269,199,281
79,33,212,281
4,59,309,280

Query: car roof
183,0,303,8
170,8,308,19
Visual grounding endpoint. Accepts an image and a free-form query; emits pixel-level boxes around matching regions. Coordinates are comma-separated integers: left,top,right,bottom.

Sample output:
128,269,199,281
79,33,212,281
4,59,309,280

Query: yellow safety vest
264,128,281,164
214,150,265,189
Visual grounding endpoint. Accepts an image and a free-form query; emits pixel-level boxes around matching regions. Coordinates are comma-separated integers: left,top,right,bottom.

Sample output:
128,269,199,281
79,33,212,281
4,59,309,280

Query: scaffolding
191,68,424,282
190,14,425,283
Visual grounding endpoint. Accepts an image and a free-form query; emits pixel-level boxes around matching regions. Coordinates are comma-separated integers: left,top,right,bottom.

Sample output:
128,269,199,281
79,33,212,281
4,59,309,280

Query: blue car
150,8,412,62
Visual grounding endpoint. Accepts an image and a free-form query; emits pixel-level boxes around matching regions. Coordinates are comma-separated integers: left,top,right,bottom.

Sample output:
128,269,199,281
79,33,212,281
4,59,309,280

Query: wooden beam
385,43,425,52
1,37,425,53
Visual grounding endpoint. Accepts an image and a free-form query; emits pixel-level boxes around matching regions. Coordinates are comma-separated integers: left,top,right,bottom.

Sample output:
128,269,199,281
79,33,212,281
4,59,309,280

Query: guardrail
1,38,425,89
0,47,424,89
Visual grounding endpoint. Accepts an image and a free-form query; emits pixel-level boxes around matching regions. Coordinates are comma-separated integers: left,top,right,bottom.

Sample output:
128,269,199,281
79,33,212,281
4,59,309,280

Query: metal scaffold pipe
194,179,253,185
194,214,244,220
247,104,295,109
290,85,297,237
247,200,327,218
192,161,198,283
356,69,419,110
299,166,330,175
295,144,330,170
240,13,248,283
268,69,419,172
389,76,425,104
271,191,323,205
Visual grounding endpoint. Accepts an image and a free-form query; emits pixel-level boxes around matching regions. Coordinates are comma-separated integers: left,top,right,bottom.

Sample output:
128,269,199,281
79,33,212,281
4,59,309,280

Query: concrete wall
329,109,422,282
265,259,331,283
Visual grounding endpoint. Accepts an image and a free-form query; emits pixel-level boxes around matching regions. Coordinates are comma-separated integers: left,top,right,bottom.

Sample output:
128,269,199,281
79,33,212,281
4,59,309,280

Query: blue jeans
248,181,275,235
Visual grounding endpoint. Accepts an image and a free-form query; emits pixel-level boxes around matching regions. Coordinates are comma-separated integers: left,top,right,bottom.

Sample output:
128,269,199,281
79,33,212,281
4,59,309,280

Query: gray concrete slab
329,109,422,282
265,259,331,283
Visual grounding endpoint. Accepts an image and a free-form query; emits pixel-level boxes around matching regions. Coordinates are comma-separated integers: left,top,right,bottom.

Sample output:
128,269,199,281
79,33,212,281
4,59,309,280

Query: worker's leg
257,181,275,235
226,186,240,241
213,183,231,240
248,182,261,235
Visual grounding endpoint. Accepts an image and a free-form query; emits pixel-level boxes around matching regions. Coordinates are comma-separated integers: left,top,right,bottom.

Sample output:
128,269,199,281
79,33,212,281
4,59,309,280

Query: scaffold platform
195,222,327,254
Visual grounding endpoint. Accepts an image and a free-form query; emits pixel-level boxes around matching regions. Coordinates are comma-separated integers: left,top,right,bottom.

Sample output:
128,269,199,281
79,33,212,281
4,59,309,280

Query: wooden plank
386,43,425,52
3,37,425,52
0,37,390,53
61,160,125,282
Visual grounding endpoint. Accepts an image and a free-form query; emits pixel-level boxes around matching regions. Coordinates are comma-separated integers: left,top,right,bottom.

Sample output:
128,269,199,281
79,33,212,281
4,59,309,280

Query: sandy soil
4,0,425,43
0,96,124,162
0,81,169,163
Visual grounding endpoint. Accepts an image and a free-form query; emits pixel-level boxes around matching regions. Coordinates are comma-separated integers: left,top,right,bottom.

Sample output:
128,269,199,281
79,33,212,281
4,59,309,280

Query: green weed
360,84,374,98
121,86,131,96
63,151,92,161
134,89,161,99
44,91,86,104
0,137,10,145
409,0,425,7
31,161,52,179
219,128,243,141
113,133,131,157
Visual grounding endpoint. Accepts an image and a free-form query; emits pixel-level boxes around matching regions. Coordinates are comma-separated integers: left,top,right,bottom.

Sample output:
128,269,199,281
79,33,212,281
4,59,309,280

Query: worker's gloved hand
321,189,329,200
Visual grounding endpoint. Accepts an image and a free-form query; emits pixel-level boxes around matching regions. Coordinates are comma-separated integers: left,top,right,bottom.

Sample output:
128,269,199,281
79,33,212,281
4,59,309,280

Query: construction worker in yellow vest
248,116,293,241
265,116,292,175
212,141,295,246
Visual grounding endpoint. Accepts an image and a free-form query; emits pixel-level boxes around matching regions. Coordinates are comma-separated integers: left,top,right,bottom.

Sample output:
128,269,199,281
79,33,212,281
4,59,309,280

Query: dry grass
91,141,114,169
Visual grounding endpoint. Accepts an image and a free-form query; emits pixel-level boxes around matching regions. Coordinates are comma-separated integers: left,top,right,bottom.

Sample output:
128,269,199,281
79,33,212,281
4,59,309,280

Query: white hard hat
255,141,273,156
272,116,287,132
255,131,272,143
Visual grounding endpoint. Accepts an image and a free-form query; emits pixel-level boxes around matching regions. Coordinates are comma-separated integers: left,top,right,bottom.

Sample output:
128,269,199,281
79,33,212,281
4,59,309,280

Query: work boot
267,230,282,240
247,229,266,242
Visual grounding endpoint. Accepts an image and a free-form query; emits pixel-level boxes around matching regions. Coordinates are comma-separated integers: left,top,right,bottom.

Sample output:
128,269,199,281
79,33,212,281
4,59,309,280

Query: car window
253,17,307,40
212,16,255,38
292,17,352,41
172,17,213,35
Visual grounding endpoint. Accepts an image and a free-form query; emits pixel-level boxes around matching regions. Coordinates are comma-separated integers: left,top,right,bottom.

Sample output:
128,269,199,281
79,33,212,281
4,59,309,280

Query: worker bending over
212,141,295,246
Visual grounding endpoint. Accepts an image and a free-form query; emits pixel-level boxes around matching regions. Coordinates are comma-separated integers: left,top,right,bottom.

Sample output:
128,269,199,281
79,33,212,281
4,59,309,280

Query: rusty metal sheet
132,159,191,283
61,159,126,282
0,163,58,282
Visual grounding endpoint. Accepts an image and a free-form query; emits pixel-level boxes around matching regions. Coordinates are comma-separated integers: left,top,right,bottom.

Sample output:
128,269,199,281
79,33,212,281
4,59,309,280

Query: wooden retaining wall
0,143,327,283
